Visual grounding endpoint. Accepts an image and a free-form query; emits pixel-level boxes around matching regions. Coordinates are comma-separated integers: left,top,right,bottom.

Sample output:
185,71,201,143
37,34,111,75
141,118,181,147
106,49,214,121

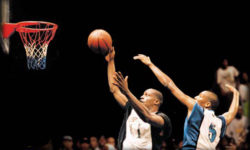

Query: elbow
162,79,175,91
162,79,169,87
162,79,171,89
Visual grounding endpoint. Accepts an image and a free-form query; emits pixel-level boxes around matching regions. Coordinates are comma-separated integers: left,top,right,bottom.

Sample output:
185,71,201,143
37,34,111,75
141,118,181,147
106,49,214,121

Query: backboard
0,0,10,54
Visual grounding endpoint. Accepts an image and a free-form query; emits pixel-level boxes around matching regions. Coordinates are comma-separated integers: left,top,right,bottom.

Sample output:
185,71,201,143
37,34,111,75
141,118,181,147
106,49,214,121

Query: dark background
0,0,249,148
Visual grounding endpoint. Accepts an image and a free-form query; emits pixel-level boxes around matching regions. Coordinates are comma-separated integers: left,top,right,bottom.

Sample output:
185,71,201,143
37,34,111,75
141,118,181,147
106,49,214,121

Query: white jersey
123,109,152,150
118,102,172,150
182,103,226,150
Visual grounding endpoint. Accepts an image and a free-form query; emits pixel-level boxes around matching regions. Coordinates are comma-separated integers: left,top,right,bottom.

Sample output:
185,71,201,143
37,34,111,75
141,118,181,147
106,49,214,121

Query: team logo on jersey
208,123,216,142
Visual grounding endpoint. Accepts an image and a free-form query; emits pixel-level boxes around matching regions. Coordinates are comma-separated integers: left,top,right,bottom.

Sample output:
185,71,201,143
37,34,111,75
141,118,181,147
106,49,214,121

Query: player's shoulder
156,112,168,119
156,112,171,125
216,114,226,125
193,102,204,112
156,112,172,137
187,103,204,120
123,102,132,111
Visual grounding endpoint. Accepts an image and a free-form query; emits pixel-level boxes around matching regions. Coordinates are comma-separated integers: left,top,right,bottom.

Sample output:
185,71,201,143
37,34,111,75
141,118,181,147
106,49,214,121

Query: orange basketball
87,29,112,55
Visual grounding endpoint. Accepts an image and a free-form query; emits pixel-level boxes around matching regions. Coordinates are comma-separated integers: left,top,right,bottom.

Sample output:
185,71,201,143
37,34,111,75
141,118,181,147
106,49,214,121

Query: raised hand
113,71,129,95
105,46,115,62
133,54,152,66
225,84,238,93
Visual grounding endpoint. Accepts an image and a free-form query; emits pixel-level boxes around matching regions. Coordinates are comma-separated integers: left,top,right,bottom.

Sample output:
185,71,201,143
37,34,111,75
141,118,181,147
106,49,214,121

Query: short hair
206,91,219,110
150,88,163,105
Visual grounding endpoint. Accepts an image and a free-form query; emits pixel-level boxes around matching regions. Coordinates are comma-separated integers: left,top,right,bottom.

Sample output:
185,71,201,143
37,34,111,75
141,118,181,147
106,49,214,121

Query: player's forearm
125,90,152,121
228,90,239,119
148,63,195,110
148,63,175,89
107,59,118,93
224,90,239,125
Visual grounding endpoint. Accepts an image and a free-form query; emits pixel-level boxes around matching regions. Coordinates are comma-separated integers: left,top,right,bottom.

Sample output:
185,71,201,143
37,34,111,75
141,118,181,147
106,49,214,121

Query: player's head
195,91,219,110
140,88,163,110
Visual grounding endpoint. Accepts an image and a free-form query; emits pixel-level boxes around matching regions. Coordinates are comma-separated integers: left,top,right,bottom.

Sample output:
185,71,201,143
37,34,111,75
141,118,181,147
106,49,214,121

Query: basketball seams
87,29,112,55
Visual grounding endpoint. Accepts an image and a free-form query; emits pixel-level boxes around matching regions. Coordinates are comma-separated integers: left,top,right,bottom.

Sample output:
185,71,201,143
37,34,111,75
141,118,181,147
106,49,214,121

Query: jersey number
208,123,216,143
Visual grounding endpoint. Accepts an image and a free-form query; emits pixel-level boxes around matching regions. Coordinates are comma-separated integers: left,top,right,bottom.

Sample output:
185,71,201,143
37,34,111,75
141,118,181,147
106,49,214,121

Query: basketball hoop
2,21,58,70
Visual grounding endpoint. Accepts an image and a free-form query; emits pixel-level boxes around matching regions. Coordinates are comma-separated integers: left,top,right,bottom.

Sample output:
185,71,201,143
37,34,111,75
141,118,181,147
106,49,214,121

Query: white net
16,21,57,70
24,44,48,70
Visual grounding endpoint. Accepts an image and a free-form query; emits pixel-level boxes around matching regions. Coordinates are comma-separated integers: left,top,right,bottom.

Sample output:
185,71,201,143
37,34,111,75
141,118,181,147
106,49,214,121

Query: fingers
225,84,239,95
225,84,232,88
108,46,114,52
112,82,120,88
118,71,125,80
109,46,115,55
113,73,123,85
112,82,125,92
133,54,142,60
133,56,139,60
133,54,147,60
113,77,123,90
114,72,122,82
113,72,125,86
105,46,115,62
225,84,234,91
125,76,128,82
112,82,118,86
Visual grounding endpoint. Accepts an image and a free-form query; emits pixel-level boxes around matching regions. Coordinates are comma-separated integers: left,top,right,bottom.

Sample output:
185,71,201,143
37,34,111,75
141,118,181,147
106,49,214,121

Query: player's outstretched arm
222,84,239,125
113,72,164,128
106,47,128,108
134,54,195,111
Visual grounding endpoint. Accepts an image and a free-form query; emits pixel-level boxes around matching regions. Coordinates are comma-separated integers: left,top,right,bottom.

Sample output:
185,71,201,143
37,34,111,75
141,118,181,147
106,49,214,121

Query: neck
205,107,213,110
148,106,159,113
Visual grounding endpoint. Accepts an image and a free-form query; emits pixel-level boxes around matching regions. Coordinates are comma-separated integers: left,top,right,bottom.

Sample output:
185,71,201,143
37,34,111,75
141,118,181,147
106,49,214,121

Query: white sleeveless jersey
123,109,152,150
118,102,172,150
182,103,226,150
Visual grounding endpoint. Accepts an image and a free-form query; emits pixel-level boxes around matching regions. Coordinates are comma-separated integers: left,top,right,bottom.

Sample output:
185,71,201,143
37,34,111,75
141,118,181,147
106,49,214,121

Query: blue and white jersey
182,103,226,150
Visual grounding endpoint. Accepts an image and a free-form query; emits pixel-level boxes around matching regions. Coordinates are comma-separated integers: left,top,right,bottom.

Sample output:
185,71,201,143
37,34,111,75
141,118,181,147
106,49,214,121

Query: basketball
87,29,112,55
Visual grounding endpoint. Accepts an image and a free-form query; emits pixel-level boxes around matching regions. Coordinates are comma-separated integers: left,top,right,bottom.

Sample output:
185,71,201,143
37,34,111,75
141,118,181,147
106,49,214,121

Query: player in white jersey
106,48,172,150
134,54,239,150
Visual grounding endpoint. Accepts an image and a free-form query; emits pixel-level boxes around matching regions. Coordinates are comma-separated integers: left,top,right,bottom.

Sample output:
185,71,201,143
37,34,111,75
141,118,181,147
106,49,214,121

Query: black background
0,0,249,148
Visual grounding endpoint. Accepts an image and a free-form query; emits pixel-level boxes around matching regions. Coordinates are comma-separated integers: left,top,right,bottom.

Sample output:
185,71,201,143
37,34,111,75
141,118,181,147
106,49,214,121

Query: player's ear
154,99,160,105
205,101,211,109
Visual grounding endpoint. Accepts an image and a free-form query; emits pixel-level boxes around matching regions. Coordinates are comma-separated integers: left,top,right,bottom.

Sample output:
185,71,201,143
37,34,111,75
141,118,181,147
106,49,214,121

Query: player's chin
140,99,145,103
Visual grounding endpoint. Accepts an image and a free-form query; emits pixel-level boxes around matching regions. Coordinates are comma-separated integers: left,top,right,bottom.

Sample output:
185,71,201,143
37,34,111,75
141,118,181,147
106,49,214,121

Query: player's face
140,89,156,107
194,91,210,108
